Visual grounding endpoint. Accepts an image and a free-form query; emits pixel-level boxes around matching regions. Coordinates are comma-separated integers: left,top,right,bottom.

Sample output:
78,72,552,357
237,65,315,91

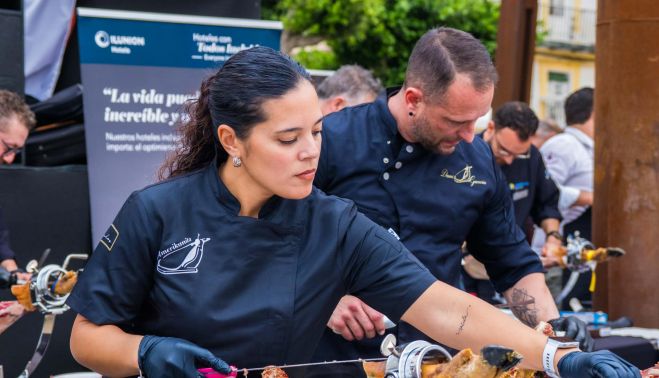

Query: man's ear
483,120,496,140
487,120,497,132
403,87,424,113
330,96,347,112
217,124,241,157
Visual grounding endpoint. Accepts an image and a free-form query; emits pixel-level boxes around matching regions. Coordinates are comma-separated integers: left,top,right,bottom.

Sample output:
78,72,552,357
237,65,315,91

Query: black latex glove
549,316,594,352
557,350,640,378
138,335,231,378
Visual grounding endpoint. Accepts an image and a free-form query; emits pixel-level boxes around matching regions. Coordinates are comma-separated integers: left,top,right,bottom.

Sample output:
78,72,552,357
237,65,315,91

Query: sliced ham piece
261,366,288,378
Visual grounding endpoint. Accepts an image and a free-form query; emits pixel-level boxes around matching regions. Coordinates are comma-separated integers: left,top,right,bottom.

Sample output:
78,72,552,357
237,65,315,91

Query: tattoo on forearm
510,288,538,327
456,305,471,335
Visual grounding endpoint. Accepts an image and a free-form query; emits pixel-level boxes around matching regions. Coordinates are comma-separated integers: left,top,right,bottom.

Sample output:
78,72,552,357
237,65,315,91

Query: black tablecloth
594,335,658,369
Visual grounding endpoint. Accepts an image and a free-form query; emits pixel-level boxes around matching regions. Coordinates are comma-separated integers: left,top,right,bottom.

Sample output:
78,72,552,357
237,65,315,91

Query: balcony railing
538,4,596,50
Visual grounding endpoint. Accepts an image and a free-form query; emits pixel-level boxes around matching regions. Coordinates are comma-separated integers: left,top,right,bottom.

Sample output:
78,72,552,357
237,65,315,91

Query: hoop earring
232,156,242,167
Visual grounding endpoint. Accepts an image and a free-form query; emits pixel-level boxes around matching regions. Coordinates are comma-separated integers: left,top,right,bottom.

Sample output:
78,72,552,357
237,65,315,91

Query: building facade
531,0,596,127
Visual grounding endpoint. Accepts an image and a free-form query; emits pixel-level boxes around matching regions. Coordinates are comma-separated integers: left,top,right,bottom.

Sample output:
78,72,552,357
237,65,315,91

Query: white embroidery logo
387,228,401,240
156,234,210,275
440,165,487,187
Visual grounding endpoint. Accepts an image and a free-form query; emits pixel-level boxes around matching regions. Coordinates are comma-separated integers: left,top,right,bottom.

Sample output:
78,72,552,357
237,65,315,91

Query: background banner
77,8,282,243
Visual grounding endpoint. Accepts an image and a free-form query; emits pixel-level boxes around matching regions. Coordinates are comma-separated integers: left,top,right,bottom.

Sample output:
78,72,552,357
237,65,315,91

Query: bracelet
543,338,561,378
543,338,580,378
546,230,563,242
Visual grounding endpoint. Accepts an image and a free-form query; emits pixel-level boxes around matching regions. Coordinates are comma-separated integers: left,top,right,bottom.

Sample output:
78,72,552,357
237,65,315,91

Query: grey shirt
540,127,594,225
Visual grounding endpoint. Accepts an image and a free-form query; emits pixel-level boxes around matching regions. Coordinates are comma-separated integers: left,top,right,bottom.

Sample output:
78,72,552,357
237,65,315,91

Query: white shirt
24,0,76,100
540,127,594,225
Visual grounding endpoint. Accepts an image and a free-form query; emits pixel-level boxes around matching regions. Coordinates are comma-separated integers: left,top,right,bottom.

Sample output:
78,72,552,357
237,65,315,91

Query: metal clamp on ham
1,251,87,378
545,232,625,305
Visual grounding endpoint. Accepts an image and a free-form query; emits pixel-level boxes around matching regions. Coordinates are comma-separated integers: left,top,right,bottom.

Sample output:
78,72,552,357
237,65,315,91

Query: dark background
0,165,91,377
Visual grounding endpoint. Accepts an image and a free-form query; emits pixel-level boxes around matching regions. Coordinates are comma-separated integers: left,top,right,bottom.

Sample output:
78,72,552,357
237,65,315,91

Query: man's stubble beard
411,115,456,156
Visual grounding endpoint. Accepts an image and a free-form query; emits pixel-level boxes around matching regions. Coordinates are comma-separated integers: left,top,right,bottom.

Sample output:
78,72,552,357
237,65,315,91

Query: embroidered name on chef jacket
440,164,487,187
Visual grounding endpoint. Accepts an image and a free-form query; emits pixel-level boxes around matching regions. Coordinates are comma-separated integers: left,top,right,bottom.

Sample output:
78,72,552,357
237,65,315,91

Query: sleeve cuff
558,185,580,210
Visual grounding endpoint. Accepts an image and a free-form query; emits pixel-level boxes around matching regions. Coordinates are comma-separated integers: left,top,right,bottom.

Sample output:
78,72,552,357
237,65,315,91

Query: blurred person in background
464,102,565,311
529,118,564,296
531,118,563,149
317,65,382,116
540,87,595,310
0,89,35,277
0,90,33,166
481,102,563,260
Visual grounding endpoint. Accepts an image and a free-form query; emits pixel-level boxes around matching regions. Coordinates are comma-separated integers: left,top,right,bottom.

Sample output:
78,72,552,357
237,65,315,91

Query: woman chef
67,47,639,378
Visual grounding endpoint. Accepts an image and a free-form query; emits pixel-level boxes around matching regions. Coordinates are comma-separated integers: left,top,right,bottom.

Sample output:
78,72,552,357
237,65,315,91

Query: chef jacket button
406,145,414,153
387,140,391,145
383,157,390,164
383,172,390,180
395,161,402,169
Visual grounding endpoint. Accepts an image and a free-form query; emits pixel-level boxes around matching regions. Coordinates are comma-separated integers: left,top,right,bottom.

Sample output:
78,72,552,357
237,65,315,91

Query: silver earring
232,156,242,167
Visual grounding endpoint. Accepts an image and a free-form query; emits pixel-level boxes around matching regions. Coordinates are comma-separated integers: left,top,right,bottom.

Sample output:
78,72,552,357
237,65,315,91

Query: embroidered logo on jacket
440,165,487,187
101,224,119,252
509,181,530,201
156,234,210,275
387,228,401,240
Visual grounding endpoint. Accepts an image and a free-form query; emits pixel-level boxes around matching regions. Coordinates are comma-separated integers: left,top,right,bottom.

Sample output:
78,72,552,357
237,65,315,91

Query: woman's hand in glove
138,335,232,377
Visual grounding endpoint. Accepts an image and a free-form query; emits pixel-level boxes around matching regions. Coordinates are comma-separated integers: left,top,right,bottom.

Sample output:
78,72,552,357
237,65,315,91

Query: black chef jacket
311,90,543,372
497,142,562,230
67,160,436,375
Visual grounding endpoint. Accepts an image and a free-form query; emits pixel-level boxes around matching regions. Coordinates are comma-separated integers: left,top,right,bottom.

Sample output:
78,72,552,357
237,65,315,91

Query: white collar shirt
540,127,594,225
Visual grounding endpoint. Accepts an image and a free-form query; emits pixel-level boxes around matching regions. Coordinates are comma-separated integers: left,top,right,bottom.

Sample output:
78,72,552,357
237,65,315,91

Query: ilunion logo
95,30,110,48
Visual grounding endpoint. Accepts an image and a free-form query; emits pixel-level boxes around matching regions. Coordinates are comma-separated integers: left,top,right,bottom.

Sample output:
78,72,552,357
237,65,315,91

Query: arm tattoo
456,305,471,335
510,288,538,327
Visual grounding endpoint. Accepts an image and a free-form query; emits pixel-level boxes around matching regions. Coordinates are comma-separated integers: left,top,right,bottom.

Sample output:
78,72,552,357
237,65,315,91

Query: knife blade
198,358,388,377
242,357,388,372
